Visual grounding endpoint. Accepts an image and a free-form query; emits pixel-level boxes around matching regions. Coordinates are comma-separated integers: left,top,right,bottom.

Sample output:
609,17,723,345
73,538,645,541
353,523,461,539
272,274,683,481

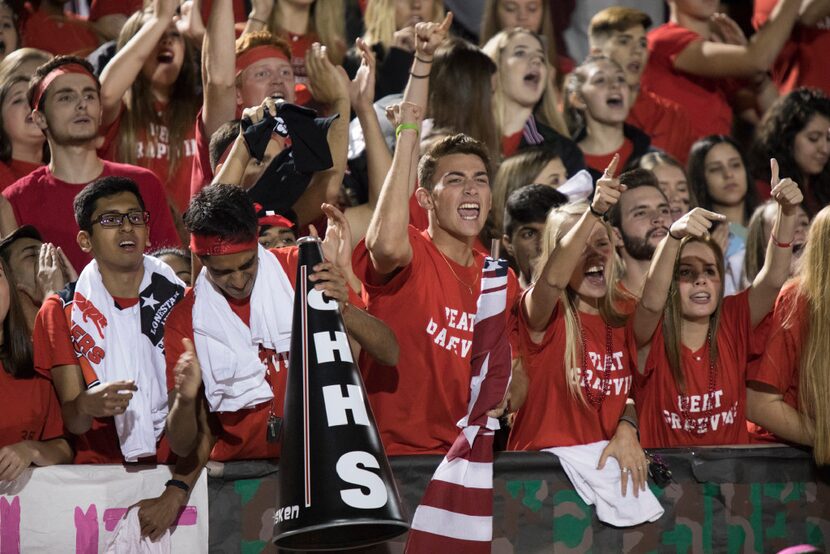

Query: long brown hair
537,202,629,404
662,236,725,392
792,206,830,463
0,257,34,379
114,10,199,180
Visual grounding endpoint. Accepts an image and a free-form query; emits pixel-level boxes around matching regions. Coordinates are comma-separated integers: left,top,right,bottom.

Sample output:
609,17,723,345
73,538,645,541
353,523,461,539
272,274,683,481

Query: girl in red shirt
0,256,72,481
631,162,802,447
509,155,648,493
747,205,830,463
98,0,200,216
0,75,46,190
563,55,650,180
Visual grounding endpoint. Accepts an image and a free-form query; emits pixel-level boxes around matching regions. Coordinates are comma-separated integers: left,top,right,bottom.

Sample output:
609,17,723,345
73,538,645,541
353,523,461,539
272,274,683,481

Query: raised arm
524,156,623,332
202,0,238,138
673,0,800,77
402,12,452,110
364,102,423,276
99,0,178,126
243,0,273,35
292,42,351,226
748,159,802,327
212,97,281,188
633,208,726,350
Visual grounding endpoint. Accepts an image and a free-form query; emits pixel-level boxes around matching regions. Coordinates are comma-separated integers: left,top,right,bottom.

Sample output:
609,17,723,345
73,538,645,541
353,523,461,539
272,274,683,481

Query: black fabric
343,43,415,102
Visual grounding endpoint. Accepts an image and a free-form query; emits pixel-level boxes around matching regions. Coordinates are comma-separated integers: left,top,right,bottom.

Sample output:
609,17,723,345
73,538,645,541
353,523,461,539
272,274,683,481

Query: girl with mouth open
0,74,48,191
98,0,200,222
482,28,584,177
509,155,649,497
630,159,802,447
563,55,651,181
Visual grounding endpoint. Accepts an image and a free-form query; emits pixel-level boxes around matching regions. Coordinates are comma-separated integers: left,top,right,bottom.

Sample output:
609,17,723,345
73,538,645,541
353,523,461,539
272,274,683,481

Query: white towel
192,244,294,412
545,441,664,527
71,256,184,462
104,508,171,553
557,169,595,204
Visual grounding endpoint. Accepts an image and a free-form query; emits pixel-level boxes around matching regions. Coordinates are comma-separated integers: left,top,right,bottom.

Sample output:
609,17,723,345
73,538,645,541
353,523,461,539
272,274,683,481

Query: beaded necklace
579,314,613,410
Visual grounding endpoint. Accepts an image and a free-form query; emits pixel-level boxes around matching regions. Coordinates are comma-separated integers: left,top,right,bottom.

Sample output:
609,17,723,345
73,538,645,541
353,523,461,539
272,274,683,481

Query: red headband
190,235,258,256
235,45,290,77
32,63,96,109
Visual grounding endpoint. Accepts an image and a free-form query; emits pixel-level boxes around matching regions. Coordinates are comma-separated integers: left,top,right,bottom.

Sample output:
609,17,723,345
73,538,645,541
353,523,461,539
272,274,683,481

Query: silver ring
624,468,632,474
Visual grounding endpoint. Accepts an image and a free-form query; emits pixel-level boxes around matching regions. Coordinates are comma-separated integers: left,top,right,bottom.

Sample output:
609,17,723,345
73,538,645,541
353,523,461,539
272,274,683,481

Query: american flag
406,258,512,553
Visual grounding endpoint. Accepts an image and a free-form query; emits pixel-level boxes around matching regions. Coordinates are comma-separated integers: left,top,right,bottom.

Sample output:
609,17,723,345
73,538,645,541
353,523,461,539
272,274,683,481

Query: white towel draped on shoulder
192,244,294,412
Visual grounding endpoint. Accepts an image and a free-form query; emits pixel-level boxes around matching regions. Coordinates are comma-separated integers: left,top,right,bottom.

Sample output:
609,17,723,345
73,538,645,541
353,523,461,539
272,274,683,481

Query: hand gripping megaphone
273,236,409,550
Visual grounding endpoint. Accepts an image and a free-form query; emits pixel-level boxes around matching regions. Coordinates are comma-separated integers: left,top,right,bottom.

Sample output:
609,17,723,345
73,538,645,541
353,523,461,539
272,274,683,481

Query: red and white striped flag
406,258,512,553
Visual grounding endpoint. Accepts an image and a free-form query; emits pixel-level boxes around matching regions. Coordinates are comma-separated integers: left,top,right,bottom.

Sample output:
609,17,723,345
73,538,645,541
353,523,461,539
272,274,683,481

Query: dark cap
0,225,43,258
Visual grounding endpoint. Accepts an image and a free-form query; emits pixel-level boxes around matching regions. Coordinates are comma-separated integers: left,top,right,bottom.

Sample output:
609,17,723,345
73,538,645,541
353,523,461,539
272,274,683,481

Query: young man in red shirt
165,184,397,465
353,99,519,456
588,7,696,164
0,56,180,271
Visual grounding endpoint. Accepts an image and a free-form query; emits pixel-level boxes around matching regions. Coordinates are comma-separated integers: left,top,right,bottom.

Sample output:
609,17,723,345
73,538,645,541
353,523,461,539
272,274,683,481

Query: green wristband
395,123,420,140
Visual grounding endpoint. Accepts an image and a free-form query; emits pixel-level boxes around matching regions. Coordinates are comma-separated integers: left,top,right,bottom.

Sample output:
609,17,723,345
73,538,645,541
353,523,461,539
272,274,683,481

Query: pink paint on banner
102,506,197,532
74,505,98,554
0,497,21,554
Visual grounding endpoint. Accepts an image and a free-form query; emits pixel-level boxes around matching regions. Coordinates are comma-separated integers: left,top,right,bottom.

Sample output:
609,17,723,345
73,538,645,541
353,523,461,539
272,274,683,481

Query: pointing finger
770,158,779,186
603,154,620,179
438,11,453,32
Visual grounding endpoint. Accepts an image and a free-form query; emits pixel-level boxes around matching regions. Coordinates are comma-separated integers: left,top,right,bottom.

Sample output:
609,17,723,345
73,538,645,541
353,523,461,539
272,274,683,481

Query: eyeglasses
92,211,150,228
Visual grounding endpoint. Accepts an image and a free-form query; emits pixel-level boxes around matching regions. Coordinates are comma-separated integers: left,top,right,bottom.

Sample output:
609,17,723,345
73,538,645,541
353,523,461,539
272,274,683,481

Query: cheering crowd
0,0,828,541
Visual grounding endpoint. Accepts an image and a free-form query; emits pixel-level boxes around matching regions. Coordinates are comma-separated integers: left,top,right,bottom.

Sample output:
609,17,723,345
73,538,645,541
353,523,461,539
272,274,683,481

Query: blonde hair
0,47,52,84
536,202,629,403
479,0,558,73
662,236,725,392
363,0,444,50
268,0,346,65
114,10,199,179
793,206,830,464
482,28,568,139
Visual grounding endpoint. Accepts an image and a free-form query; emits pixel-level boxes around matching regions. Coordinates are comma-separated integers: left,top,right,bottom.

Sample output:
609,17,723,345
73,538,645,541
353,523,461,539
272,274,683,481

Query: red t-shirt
501,131,523,158
32,287,172,464
643,22,743,141
634,289,761,448
164,247,299,462
0,159,42,192
747,281,802,409
3,161,181,271
0,365,65,449
352,227,519,455
627,89,696,164
508,296,636,450
582,138,634,176
99,104,198,214
754,0,830,94
21,4,100,57
280,31,318,85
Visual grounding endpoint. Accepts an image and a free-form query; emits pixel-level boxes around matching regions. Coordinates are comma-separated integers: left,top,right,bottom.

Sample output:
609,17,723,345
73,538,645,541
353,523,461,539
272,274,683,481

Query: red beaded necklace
678,326,717,433
579,314,613,410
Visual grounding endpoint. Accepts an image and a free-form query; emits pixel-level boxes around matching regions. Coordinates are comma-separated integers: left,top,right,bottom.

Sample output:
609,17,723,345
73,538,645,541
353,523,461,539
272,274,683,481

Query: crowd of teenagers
0,0,828,540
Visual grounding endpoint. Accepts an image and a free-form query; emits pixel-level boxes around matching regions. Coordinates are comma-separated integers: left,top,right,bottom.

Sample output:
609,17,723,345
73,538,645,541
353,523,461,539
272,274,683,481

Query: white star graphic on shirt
141,294,160,309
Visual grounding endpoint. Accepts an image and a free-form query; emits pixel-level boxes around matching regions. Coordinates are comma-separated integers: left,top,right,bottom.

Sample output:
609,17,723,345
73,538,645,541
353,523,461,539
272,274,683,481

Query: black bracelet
618,415,640,440
668,229,684,241
409,72,430,79
414,55,433,64
165,479,190,493
588,204,605,219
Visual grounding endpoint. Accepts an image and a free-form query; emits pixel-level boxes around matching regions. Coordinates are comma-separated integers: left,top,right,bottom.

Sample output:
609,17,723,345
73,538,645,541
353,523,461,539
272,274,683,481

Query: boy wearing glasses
0,55,179,272
33,176,185,468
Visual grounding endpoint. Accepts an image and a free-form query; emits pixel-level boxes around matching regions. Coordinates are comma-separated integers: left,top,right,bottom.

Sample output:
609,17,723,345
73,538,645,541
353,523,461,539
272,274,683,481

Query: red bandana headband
32,63,96,109
190,234,258,256
259,213,294,229
235,45,290,77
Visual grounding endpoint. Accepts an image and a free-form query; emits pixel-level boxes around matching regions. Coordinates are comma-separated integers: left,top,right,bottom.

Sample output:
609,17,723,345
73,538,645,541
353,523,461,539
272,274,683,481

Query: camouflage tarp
207,446,830,553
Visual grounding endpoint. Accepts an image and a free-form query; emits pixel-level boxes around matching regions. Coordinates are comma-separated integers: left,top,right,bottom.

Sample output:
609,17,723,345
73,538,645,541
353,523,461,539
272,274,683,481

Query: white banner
0,464,207,553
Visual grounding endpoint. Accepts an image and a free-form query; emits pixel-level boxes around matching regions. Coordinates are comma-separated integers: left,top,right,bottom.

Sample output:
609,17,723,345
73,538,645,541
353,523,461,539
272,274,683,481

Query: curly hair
752,88,830,216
